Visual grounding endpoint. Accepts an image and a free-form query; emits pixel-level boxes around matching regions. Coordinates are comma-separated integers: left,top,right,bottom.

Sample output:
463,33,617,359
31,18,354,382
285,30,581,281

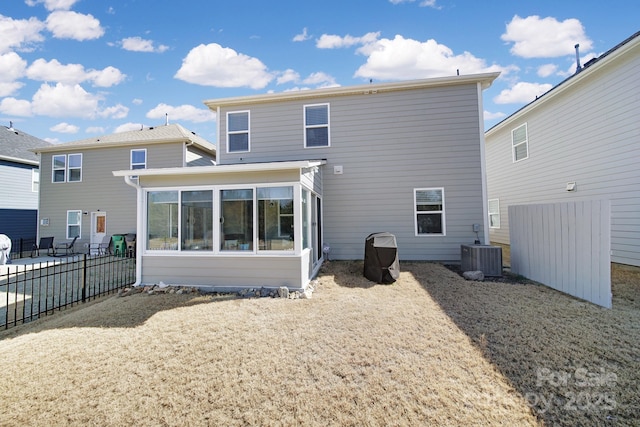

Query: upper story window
488,199,500,229
52,153,82,183
227,111,250,153
512,123,528,162
414,188,445,236
131,149,147,170
304,103,330,148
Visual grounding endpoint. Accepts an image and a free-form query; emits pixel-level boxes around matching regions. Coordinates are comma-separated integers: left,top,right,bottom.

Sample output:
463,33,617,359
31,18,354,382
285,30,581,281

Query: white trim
205,72,500,108
511,123,529,163
226,110,250,153
414,187,446,236
303,103,330,148
477,82,490,244
66,209,82,239
130,148,147,169
113,159,326,177
488,198,500,229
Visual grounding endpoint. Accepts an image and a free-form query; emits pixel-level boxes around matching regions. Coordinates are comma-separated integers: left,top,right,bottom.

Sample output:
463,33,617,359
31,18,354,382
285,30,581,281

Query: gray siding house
485,31,640,267
0,124,51,248
114,73,499,290
33,124,216,253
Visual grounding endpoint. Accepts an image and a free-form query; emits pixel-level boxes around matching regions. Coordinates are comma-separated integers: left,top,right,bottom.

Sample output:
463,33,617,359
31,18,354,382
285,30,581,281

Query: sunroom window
220,189,254,251
181,191,213,251
415,188,445,235
258,186,294,251
147,191,179,250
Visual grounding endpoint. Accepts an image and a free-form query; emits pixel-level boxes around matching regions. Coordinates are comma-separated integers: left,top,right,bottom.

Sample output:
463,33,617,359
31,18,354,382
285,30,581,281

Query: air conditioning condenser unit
460,244,503,277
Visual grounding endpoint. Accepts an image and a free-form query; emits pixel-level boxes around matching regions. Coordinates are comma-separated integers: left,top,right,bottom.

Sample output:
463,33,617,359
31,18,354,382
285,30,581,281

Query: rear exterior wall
218,83,487,261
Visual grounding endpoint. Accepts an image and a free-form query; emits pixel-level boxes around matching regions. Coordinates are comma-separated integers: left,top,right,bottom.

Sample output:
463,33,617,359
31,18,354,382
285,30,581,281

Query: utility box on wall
461,244,503,277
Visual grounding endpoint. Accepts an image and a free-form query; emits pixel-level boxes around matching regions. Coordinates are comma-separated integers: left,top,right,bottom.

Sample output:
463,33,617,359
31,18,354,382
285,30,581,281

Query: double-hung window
414,188,445,235
488,199,500,229
131,149,147,170
32,169,40,192
512,123,528,162
52,154,82,182
304,104,330,148
66,210,81,239
227,111,250,153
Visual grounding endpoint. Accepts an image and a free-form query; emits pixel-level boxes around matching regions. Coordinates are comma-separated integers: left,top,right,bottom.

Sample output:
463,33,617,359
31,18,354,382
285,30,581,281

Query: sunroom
113,160,325,291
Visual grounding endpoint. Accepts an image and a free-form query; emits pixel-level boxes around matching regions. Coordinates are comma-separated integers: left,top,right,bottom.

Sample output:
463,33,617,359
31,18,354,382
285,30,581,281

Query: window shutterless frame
488,198,500,229
304,103,330,148
52,154,66,183
227,111,250,153
414,188,446,236
512,123,528,162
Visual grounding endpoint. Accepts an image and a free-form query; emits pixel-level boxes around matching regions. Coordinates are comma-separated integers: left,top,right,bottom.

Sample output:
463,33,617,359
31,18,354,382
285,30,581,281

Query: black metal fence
1,254,136,329
8,237,37,260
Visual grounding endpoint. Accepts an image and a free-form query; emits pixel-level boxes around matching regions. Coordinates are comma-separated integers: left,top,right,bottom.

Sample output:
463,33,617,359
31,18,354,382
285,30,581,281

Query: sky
1,0,638,145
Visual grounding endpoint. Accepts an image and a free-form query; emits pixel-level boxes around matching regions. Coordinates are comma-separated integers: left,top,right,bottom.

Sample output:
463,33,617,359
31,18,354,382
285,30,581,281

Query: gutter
122,175,143,287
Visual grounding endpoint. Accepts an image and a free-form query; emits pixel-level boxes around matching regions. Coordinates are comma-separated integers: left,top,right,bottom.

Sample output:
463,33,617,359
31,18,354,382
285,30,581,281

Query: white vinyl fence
509,200,611,308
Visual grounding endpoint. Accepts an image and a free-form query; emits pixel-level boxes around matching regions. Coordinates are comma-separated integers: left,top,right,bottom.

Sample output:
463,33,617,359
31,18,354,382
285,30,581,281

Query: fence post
82,254,87,302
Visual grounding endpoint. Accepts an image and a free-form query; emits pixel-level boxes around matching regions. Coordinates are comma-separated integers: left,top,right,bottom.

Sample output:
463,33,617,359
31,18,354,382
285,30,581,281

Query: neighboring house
113,73,499,290
485,31,640,267
0,124,52,247
32,124,216,253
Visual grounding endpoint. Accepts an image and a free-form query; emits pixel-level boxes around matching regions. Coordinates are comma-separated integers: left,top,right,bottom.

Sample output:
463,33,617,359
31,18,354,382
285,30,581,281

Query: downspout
123,175,143,286
477,82,491,245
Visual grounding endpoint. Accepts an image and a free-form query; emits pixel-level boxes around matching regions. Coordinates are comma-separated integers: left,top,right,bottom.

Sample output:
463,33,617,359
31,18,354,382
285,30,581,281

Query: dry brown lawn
0,261,638,426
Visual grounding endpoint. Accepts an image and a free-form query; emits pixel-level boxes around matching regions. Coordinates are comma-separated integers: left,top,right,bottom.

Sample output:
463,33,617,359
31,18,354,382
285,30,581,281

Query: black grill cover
363,232,399,284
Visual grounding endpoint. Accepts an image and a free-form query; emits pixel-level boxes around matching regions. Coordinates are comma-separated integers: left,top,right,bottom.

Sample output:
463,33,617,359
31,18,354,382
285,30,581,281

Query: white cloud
25,0,79,11
98,104,129,119
85,126,105,133
537,63,558,78
87,66,126,87
31,83,100,117
174,43,273,89
132,98,143,105
115,122,144,133
502,15,592,58
27,59,126,87
302,72,337,87
0,14,45,54
293,27,311,42
316,32,380,49
146,103,215,123
46,11,104,40
276,69,300,85
0,82,25,97
484,110,506,120
493,81,553,104
0,97,32,116
389,0,441,9
0,52,28,95
354,35,509,80
120,36,169,53
50,122,79,133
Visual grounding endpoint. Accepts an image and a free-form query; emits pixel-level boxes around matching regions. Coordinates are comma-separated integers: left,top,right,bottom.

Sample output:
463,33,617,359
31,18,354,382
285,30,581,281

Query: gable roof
204,72,500,109
32,123,216,155
0,125,52,165
486,31,640,137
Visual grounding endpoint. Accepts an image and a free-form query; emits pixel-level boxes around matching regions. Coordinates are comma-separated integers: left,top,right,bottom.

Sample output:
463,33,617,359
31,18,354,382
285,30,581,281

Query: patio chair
31,236,55,257
89,235,111,256
54,236,78,256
